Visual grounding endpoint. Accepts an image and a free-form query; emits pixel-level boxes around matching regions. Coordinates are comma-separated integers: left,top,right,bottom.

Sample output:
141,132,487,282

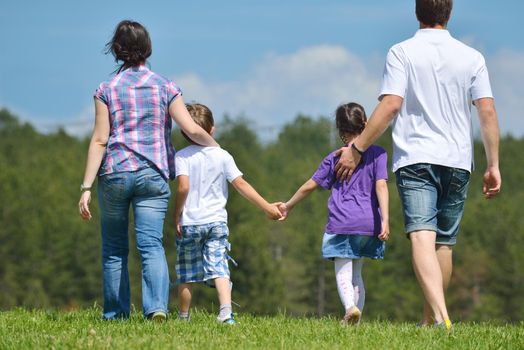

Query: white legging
334,258,365,311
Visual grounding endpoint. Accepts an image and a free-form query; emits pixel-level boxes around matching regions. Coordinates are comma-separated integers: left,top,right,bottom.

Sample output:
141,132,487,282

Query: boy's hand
174,214,183,238
378,220,390,241
266,202,284,220
277,202,289,221
176,222,182,239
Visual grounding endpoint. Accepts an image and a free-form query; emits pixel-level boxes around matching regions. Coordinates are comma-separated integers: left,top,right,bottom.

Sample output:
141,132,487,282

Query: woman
78,20,218,321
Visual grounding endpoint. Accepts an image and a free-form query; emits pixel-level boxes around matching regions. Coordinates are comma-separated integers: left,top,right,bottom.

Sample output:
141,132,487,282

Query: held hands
334,144,362,182
265,202,286,220
483,166,501,199
78,191,92,220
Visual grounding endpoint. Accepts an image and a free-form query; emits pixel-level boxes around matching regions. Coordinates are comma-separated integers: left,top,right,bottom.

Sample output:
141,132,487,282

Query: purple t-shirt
312,145,388,235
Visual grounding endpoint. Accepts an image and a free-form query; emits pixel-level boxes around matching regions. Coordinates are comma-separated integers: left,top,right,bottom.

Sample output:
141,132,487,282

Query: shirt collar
415,28,451,37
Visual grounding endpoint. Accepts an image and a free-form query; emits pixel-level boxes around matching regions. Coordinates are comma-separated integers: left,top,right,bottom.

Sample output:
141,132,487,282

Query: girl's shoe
341,306,361,326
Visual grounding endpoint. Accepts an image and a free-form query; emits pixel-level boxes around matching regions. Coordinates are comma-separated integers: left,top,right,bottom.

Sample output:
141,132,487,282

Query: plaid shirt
94,66,181,180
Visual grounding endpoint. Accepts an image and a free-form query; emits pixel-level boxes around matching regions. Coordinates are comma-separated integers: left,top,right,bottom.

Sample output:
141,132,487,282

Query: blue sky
1,1,523,138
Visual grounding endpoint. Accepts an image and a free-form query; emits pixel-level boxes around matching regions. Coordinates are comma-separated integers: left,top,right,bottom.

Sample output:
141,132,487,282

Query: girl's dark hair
105,20,152,73
416,0,452,27
335,102,367,142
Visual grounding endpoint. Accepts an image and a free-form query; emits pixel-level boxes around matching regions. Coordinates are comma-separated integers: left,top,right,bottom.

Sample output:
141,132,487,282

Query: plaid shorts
175,222,231,284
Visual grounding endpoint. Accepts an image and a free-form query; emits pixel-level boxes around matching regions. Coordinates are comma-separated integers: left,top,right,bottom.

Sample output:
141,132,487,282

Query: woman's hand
79,191,92,220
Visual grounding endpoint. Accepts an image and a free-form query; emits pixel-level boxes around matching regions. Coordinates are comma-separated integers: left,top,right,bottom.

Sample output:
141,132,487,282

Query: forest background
0,108,522,323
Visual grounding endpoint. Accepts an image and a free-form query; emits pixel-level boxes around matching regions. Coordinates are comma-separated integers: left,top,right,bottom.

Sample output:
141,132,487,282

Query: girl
279,102,389,325
78,20,218,321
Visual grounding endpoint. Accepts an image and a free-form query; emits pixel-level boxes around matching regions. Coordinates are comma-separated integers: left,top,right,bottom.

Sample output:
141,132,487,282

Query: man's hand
334,145,362,181
482,166,501,199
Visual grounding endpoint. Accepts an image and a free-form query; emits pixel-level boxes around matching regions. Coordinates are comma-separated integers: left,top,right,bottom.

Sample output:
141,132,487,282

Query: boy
174,103,283,324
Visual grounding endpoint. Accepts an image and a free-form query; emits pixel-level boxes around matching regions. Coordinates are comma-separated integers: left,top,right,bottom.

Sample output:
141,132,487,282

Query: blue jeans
395,163,470,245
97,167,170,319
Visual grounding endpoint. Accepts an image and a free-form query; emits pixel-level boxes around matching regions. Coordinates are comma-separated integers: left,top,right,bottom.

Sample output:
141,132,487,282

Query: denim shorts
322,233,385,260
395,163,470,245
175,222,231,284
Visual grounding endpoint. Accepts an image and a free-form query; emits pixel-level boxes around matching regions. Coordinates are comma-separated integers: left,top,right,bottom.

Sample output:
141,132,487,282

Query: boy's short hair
416,0,452,27
186,103,214,134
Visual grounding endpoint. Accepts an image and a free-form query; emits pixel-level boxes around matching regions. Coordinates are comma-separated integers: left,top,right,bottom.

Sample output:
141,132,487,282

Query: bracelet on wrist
351,143,364,156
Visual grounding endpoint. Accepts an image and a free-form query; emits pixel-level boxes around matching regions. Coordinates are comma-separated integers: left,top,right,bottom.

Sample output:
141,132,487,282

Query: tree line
0,108,522,322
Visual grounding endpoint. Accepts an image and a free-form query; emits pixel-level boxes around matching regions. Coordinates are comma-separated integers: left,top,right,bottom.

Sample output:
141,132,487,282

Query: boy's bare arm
174,175,190,238
375,179,389,241
231,176,283,220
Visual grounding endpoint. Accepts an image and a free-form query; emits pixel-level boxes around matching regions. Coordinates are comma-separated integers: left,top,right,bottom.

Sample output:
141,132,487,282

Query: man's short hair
416,0,452,27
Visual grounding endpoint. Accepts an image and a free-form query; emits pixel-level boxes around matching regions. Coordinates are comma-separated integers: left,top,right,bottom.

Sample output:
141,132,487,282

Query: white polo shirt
380,29,493,172
175,145,243,225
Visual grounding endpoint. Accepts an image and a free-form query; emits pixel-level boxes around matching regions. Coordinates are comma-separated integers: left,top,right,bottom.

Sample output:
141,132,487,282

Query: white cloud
488,50,524,137
177,45,524,139
177,45,382,137
49,46,523,140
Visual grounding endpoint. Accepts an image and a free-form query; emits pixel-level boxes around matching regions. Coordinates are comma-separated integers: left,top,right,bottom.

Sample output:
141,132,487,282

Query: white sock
218,304,232,321
352,259,365,312
335,258,355,310
178,311,190,321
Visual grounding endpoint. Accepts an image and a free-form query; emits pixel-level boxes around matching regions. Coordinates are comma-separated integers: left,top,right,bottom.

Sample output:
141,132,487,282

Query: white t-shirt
175,145,243,225
380,29,493,172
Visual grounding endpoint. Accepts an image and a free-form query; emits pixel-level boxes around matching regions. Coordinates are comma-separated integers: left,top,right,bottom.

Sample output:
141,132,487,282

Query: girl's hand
265,203,284,220
378,220,390,241
277,202,289,221
79,191,92,221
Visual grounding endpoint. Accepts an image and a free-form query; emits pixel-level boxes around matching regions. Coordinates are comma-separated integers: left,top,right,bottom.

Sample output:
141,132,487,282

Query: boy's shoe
218,313,236,325
341,306,361,326
149,311,167,323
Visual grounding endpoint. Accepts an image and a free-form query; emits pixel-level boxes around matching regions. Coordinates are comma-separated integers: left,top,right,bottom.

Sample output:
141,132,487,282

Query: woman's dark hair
335,102,367,142
105,20,152,73
416,0,452,27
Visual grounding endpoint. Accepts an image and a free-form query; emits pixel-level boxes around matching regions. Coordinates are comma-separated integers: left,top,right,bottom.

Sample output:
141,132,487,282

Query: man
335,0,501,329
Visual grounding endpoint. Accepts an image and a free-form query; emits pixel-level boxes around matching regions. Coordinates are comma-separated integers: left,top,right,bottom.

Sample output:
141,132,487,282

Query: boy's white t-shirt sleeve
379,46,407,100
175,153,189,177
223,152,243,182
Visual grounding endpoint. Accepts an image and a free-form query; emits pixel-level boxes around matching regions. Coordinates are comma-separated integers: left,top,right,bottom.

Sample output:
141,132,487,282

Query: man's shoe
435,319,452,332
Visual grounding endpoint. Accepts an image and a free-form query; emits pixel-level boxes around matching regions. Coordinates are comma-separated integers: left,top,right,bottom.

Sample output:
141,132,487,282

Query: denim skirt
322,233,385,260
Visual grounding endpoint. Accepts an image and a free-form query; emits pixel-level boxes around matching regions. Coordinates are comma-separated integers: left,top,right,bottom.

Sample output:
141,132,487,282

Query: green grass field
0,308,522,349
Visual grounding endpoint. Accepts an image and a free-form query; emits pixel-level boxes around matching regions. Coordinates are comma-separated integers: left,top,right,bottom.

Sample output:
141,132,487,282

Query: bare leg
410,230,449,323
420,244,453,325
215,277,232,306
436,244,453,291
178,283,193,314
215,277,233,321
